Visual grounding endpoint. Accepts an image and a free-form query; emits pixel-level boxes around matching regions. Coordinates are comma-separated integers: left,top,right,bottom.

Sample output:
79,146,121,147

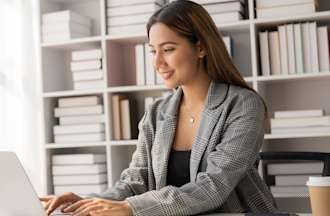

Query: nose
153,52,166,71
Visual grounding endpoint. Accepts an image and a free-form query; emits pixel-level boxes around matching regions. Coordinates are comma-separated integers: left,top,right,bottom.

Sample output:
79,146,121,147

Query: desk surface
200,214,311,216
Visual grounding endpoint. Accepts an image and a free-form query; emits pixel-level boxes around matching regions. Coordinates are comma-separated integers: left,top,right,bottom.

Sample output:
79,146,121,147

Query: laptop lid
0,152,47,216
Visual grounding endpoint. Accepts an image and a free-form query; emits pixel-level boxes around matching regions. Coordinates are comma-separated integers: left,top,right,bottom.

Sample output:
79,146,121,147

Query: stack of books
170,0,245,23
70,49,104,90
259,22,329,76
52,153,108,195
270,109,330,134
42,10,92,43
256,0,318,19
267,161,323,197
53,96,105,143
106,0,165,35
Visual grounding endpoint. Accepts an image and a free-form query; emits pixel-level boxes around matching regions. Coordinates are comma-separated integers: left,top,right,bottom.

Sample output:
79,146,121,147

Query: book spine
286,24,296,74
135,44,146,86
58,96,100,107
259,31,271,76
72,49,102,61
309,22,319,73
73,70,104,81
269,31,282,75
54,105,104,117
317,26,330,72
293,24,304,74
71,60,102,72
278,25,289,75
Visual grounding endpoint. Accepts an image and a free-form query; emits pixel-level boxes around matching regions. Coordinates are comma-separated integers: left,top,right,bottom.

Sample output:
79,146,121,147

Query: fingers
73,203,104,216
63,199,93,213
45,192,82,215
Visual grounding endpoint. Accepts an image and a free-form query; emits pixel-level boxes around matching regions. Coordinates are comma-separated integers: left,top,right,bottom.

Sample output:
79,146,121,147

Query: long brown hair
146,0,268,115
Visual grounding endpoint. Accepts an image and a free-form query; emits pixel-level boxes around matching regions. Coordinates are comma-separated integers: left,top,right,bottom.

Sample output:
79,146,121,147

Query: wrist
123,200,133,216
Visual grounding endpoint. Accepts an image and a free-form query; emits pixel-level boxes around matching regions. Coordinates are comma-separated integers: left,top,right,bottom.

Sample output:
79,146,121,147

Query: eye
150,49,156,54
164,47,175,52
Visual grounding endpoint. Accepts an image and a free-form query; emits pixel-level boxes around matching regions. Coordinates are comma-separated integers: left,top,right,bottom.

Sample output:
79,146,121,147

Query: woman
42,1,276,215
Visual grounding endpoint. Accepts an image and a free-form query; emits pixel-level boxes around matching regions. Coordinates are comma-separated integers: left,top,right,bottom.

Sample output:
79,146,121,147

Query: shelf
45,142,107,149
273,193,309,198
265,132,330,140
41,36,102,50
43,89,105,98
107,84,168,93
244,76,253,82
110,139,138,146
257,71,330,83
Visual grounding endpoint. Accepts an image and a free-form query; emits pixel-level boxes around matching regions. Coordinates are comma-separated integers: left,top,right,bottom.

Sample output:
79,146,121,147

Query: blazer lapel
190,82,229,182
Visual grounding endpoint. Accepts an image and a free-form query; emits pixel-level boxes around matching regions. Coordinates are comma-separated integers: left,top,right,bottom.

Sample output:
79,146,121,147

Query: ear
196,41,206,58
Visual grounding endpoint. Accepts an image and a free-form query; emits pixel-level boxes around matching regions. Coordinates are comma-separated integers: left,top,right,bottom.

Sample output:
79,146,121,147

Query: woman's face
148,22,204,89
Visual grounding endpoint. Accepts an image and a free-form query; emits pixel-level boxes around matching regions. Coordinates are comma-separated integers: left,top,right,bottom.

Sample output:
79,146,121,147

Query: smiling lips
160,70,174,80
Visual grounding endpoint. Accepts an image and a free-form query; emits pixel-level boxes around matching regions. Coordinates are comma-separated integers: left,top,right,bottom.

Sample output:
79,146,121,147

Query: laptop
0,152,69,216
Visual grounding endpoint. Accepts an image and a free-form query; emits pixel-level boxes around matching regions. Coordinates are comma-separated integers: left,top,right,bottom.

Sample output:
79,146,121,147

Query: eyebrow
149,41,178,47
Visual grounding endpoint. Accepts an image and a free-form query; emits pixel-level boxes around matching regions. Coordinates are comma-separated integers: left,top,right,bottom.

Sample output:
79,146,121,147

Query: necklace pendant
189,117,195,124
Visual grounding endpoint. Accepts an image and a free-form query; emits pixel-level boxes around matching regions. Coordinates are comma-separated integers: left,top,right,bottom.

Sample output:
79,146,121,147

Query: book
317,26,330,72
111,94,127,140
275,174,316,186
120,99,133,140
278,25,289,75
54,133,105,143
54,184,107,195
107,3,161,17
302,22,312,73
135,44,146,86
144,43,156,85
52,154,106,165
267,162,323,175
59,114,105,125
274,109,324,118
271,126,330,134
71,60,102,72
256,0,317,8
259,31,271,76
74,80,104,90
256,3,316,19
107,24,145,35
210,11,242,24
52,164,107,175
42,22,91,35
203,1,244,14
271,116,330,128
72,49,102,61
73,70,104,81
268,31,281,75
309,22,319,73
54,105,103,117
58,96,101,108
106,0,165,7
293,24,304,74
53,173,107,185
42,10,92,27
107,13,152,27
53,123,105,135
286,24,296,74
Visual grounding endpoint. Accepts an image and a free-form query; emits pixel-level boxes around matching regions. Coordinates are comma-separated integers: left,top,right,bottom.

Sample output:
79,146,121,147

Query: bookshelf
38,0,330,213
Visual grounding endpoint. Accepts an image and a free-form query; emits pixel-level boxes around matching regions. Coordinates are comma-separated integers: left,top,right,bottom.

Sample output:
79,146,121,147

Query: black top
166,149,191,187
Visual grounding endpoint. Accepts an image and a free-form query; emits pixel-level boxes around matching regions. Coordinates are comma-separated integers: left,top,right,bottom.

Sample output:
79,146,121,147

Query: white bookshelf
38,0,330,213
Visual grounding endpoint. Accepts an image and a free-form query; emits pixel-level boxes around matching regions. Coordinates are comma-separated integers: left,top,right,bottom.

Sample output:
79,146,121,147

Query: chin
163,81,179,90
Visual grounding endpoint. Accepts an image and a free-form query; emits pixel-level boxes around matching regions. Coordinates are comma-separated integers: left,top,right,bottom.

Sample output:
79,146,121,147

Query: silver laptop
0,152,69,216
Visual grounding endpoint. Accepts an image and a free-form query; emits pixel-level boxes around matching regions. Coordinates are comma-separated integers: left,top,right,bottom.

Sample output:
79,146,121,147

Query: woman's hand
40,192,83,215
62,198,133,216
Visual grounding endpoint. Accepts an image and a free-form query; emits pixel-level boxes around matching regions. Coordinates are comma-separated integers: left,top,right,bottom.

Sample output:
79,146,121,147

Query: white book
53,173,107,185
135,44,146,86
53,164,107,175
302,22,312,73
111,95,127,140
58,96,100,108
107,3,161,17
223,36,232,57
144,43,156,85
317,26,330,72
54,132,105,143
309,22,319,73
203,2,244,14
144,97,154,112
256,0,317,8
275,175,316,186
271,126,330,134
107,13,151,27
42,32,87,43
72,49,102,61
271,116,330,128
59,114,105,125
54,184,107,195
73,70,104,81
268,162,323,175
52,154,106,165
190,0,245,4
259,31,271,76
256,3,316,19
278,25,289,75
42,22,90,35
268,31,282,75
106,0,164,7
42,10,92,26
71,60,102,72
107,24,145,35
211,12,243,24
53,123,105,135
293,24,304,74
120,99,132,140
74,80,104,90
274,109,324,118
286,24,296,74
54,105,103,117
270,186,308,194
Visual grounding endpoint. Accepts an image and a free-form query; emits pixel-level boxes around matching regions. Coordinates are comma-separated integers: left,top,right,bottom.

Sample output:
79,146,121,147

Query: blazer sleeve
126,92,266,216
93,111,154,201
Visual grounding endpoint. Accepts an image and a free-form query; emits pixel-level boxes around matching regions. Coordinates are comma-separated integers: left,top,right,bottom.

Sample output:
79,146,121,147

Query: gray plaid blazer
97,81,277,215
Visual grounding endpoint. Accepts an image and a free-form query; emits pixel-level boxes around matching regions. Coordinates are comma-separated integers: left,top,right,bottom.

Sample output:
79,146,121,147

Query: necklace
183,100,195,124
